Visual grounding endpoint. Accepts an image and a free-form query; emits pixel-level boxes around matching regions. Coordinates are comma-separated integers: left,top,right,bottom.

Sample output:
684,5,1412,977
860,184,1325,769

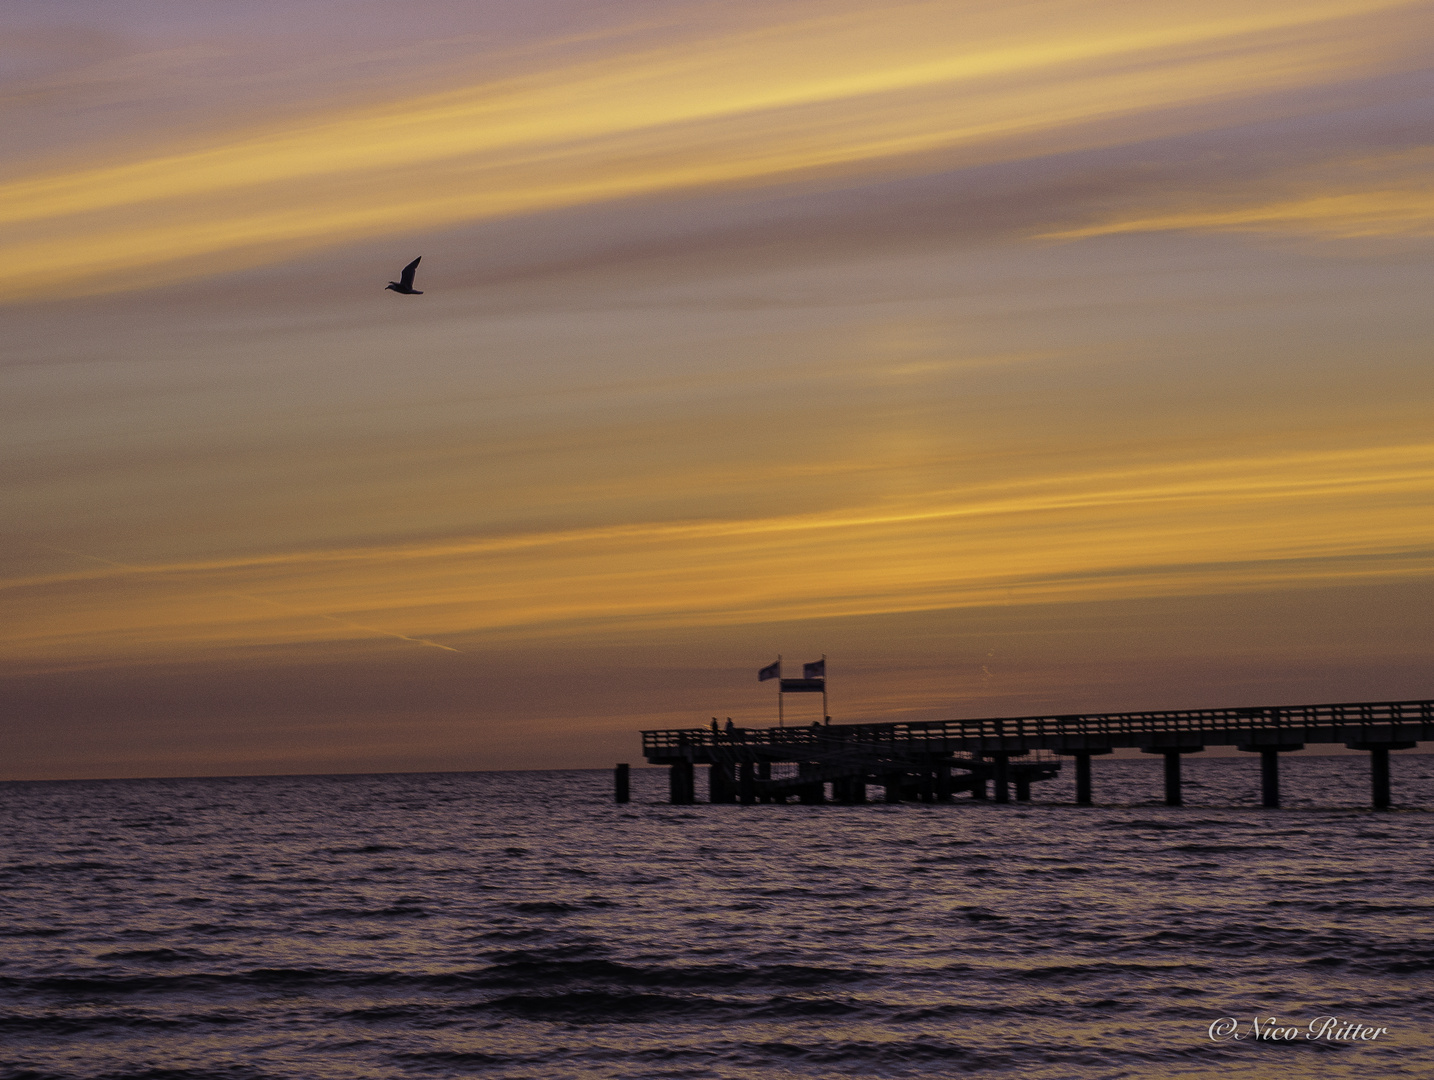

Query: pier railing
642,698,1434,757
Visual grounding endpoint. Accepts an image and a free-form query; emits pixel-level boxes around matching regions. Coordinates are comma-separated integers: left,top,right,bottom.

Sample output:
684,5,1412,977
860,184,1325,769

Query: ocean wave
106,948,226,962
0,958,875,999
0,861,120,876
389,1050,511,1071
738,1038,1013,1069
473,958,867,991
1012,961,1213,983
0,1068,71,1080
311,906,430,919
0,1014,183,1034
481,990,726,1021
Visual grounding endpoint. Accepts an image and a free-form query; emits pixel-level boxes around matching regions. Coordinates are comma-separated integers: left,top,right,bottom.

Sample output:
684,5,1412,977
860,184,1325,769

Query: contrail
239,594,463,654
36,543,463,654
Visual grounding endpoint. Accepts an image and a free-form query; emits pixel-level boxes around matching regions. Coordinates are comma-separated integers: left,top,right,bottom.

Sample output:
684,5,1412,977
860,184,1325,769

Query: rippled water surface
3,756,1433,1079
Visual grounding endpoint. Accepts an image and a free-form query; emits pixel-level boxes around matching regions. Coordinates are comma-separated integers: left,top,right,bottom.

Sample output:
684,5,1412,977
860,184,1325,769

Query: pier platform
636,698,1433,809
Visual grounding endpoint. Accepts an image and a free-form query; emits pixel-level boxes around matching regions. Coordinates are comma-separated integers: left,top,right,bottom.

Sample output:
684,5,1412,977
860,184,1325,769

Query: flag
803,658,825,680
758,659,781,682
780,678,824,692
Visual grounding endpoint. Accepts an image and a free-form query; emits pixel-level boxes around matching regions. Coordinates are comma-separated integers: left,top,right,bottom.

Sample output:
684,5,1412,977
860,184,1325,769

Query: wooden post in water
935,763,953,802
614,763,630,804
992,754,1010,804
1345,740,1415,810
1139,745,1202,807
883,773,902,803
1075,753,1092,805
739,762,758,805
1238,742,1302,808
1060,747,1111,805
798,762,825,804
1260,749,1279,808
1014,775,1031,801
1161,751,1182,806
709,761,736,804
1371,747,1390,809
668,760,695,805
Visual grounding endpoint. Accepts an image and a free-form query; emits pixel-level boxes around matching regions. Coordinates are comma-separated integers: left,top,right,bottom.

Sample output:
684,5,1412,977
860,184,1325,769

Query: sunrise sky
3,0,1432,779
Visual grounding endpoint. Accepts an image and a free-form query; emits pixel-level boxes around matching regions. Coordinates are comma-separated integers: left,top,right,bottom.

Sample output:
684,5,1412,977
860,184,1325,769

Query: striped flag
780,678,824,692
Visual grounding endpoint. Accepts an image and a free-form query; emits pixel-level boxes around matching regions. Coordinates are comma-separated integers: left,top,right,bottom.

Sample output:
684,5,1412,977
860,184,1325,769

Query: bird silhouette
386,256,423,294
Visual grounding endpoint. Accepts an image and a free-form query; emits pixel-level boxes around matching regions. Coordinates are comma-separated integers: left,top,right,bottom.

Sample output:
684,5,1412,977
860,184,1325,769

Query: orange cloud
1043,148,1434,240
1,0,1426,299
7,440,1431,668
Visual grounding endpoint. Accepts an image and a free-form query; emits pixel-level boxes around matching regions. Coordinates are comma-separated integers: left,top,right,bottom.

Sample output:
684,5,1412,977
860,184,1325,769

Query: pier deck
636,697,1433,808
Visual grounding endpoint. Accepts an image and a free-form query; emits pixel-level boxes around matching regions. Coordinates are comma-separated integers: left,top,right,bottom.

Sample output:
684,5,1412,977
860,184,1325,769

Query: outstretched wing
399,256,421,290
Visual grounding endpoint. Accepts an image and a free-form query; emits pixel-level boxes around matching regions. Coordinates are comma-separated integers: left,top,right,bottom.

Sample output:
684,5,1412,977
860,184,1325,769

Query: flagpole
777,654,784,727
822,653,828,724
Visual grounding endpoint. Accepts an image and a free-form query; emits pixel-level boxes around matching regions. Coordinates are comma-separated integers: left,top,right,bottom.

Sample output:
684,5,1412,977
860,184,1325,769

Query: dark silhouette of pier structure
626,698,1432,810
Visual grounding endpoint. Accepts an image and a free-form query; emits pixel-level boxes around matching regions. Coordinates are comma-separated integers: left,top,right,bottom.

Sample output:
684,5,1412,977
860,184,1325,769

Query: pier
635,698,1432,809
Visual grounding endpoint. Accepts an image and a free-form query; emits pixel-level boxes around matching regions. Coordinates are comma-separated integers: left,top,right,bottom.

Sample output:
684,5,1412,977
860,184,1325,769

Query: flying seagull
386,256,423,294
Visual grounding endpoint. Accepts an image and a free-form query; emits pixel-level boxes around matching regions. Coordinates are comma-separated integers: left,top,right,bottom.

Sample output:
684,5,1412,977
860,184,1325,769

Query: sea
3,755,1432,1080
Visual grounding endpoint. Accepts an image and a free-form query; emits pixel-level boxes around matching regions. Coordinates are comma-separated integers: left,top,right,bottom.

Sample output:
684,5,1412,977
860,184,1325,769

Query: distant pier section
634,698,1433,810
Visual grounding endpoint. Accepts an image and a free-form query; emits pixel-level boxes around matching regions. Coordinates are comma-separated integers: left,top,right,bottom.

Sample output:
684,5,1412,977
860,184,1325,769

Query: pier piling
614,763,630,804
992,754,1011,803
739,762,758,805
1058,748,1112,806
1261,748,1279,808
832,775,866,803
1237,742,1303,808
1141,746,1203,806
668,760,695,805
1371,747,1390,809
1075,753,1092,805
936,764,953,802
798,763,825,804
709,762,736,804
1345,740,1416,809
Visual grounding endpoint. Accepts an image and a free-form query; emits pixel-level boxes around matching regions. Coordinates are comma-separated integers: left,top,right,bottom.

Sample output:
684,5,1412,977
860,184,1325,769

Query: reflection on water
2,756,1432,1078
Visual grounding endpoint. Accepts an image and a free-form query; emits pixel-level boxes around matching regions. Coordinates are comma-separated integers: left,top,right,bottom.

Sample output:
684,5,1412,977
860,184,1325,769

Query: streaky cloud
1043,147,1434,240
6,440,1432,667
1,0,1428,300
